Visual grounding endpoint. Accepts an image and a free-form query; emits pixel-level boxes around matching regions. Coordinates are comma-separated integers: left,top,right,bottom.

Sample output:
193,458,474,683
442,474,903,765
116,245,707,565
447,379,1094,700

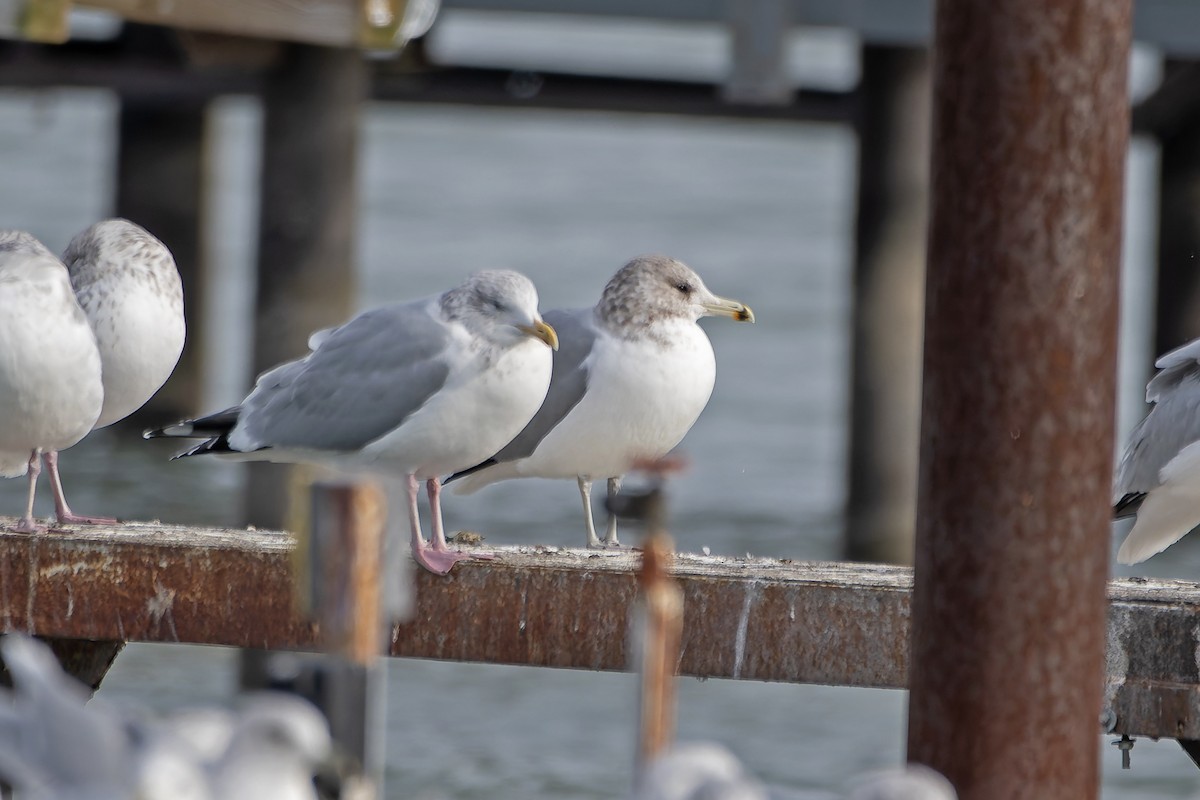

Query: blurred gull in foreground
0,231,103,532
632,742,768,800
847,765,957,800
51,218,185,524
0,633,338,800
1113,338,1200,563
146,270,557,574
448,255,753,548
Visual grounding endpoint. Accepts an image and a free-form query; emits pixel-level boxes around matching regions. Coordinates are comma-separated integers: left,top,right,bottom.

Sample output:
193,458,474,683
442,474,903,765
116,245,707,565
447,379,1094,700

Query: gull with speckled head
146,270,558,574
50,218,186,525
1113,337,1200,564
448,255,754,548
0,230,103,533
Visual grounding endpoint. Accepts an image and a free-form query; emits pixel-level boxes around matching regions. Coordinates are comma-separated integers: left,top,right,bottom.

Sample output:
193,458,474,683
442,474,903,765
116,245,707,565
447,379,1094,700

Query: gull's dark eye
674,282,693,295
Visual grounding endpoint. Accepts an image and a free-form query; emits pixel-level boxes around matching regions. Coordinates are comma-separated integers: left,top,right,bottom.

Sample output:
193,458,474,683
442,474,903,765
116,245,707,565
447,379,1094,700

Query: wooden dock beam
0,525,1198,743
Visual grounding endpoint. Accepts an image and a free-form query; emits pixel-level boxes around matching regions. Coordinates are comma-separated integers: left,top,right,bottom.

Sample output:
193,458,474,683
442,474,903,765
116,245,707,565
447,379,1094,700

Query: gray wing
1115,351,1200,503
237,301,451,451
1146,337,1200,401
453,307,595,476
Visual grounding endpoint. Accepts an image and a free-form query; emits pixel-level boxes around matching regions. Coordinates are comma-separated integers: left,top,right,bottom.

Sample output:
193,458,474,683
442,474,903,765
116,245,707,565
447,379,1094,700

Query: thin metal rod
908,1,1131,797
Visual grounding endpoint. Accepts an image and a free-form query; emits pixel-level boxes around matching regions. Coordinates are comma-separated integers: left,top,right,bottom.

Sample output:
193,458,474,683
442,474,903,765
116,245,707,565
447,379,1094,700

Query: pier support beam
1154,59,1200,355
114,27,210,421
908,1,1130,798
246,43,366,529
842,45,930,564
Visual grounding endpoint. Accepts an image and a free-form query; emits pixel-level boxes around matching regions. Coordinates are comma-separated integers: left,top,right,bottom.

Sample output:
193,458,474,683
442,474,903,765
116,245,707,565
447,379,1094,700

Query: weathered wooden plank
0,524,1198,740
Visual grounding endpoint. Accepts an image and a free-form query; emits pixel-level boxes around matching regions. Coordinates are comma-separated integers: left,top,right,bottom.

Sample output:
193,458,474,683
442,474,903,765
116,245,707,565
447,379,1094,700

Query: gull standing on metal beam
1114,337,1200,564
447,256,754,548
0,231,103,533
145,270,558,575
52,218,186,525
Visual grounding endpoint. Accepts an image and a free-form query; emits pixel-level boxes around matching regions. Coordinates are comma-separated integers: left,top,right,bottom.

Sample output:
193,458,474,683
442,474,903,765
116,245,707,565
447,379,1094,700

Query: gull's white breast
76,275,185,428
0,272,102,475
348,331,553,478
520,320,715,479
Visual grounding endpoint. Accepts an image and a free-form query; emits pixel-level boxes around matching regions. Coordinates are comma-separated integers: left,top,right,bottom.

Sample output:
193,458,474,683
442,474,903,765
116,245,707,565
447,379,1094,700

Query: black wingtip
1113,492,1146,520
444,458,498,485
172,436,234,459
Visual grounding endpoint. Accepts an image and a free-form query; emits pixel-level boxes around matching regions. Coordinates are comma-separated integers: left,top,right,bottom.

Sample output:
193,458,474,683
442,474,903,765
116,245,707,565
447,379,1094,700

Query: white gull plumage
44,218,186,525
1113,337,1200,564
0,633,337,800
448,255,753,548
146,270,557,574
63,219,185,430
0,230,103,533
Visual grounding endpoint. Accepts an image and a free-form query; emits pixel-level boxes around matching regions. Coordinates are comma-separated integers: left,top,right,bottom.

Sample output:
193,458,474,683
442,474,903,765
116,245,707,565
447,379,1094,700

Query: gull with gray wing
146,270,557,574
448,255,753,548
1113,337,1200,564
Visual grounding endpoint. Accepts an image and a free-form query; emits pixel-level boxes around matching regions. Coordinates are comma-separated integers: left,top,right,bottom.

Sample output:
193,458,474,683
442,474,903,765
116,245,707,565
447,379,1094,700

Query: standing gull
448,255,753,548
51,218,185,524
146,270,558,574
1113,337,1200,564
0,231,103,533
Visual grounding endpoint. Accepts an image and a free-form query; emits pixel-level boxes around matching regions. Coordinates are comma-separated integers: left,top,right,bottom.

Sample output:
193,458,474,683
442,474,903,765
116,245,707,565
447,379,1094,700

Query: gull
0,231,103,533
146,270,557,574
448,255,753,548
848,765,957,800
0,633,211,800
200,694,336,800
1114,337,1200,564
0,633,340,800
631,743,768,800
50,218,185,525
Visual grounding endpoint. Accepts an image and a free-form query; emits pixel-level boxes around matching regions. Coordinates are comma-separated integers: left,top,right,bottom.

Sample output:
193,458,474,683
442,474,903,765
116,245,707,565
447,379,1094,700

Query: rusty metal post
634,533,683,772
307,481,387,663
241,481,387,799
908,1,1130,797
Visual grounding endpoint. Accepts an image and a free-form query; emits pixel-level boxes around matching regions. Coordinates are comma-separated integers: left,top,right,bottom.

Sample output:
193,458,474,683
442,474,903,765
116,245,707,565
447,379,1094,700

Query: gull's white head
61,218,181,295
442,269,558,350
0,231,65,281
597,256,754,335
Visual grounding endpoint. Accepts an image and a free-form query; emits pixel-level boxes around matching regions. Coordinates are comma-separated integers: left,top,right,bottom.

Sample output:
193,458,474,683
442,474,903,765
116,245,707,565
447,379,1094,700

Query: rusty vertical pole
908,1,1130,798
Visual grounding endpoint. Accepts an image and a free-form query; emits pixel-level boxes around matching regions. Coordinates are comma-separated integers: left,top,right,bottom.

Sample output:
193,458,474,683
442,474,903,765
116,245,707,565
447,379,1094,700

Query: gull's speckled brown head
595,255,754,339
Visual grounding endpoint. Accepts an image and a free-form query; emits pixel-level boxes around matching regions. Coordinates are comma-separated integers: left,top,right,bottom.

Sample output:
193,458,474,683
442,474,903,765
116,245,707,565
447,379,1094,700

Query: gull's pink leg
12,450,42,533
411,477,491,575
43,451,117,526
408,474,463,575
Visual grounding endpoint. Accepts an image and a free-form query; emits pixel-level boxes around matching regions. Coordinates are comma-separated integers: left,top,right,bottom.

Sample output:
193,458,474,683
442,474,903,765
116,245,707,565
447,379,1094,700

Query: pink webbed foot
10,517,44,534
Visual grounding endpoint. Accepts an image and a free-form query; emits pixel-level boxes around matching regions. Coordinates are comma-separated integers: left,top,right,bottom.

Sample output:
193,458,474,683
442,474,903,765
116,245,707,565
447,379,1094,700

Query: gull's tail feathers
143,406,242,460
445,458,522,495
1117,440,1200,564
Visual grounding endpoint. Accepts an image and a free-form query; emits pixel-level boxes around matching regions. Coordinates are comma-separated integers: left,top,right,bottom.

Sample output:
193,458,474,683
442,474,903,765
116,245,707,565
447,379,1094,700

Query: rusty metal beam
910,0,1131,797
3,526,1199,741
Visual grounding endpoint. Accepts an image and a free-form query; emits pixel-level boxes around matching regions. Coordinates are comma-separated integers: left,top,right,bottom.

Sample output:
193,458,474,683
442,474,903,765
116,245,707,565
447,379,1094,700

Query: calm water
0,83,1194,798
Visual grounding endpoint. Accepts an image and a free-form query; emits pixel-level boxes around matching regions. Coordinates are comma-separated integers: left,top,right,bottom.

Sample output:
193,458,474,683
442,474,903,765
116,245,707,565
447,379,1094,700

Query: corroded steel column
908,1,1130,798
